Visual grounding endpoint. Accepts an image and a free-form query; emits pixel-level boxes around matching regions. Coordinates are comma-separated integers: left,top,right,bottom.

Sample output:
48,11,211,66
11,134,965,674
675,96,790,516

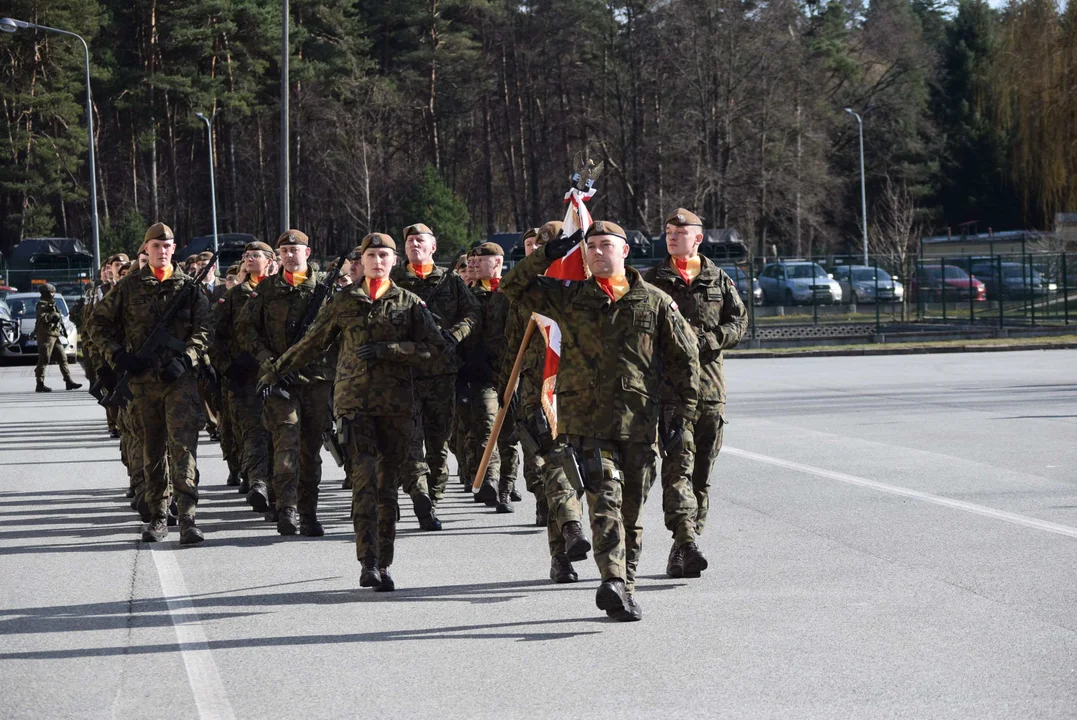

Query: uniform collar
654,254,718,285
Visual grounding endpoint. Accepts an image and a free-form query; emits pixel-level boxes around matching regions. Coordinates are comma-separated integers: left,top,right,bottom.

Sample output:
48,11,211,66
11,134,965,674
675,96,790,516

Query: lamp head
0,18,21,33
196,112,206,120
844,107,853,115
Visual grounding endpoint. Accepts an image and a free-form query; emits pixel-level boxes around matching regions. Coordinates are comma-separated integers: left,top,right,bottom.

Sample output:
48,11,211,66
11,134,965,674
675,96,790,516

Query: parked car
757,261,843,305
830,265,905,304
967,261,1054,300
2,292,78,360
0,285,18,300
719,265,764,306
910,265,986,302
0,300,18,349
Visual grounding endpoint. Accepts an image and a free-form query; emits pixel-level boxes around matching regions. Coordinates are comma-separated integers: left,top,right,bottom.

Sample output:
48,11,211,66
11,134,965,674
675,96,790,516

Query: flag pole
472,318,538,492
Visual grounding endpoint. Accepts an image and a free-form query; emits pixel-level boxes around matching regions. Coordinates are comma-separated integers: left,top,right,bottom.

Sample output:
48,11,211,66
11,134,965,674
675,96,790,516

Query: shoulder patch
420,300,427,308
249,291,258,298
670,300,679,311
217,298,226,304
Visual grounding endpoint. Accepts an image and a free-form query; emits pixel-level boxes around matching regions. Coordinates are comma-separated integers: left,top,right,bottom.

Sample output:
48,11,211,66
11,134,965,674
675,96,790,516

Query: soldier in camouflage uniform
238,230,331,537
391,223,481,526
501,220,700,621
262,233,444,592
643,208,747,578
33,284,80,393
89,222,210,545
215,263,244,487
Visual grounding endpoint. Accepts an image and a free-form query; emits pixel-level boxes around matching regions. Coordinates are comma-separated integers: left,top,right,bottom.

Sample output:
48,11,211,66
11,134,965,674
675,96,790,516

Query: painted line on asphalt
151,548,237,720
724,447,1077,540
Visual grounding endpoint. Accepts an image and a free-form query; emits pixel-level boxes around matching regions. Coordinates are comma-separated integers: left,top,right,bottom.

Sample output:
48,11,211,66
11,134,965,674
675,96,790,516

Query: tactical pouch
516,407,555,457
561,443,587,498
568,437,623,494
322,425,345,468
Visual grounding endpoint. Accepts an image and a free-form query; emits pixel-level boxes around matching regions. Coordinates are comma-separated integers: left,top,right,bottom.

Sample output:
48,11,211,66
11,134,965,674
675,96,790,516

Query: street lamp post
280,0,290,234
1,17,101,270
195,110,221,256
845,107,868,265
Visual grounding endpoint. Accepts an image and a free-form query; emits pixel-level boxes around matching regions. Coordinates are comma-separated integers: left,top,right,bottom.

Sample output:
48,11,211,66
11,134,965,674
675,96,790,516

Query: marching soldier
216,263,245,486
391,223,480,522
33,284,81,393
501,220,700,621
260,233,444,591
643,208,747,577
237,230,331,537
88,222,211,544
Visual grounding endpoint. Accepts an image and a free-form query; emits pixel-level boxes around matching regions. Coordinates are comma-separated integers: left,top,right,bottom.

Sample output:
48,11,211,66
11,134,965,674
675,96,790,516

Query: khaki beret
276,229,309,247
108,253,130,265
226,264,242,277
404,223,434,238
40,283,56,295
197,251,215,262
468,242,504,258
521,228,538,242
144,222,174,243
585,220,628,241
244,241,274,254
536,221,564,246
455,254,468,270
184,255,199,265
665,208,703,227
359,233,397,253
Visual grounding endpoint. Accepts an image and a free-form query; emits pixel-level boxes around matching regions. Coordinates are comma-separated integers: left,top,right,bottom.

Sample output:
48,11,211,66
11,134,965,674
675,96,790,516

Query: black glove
356,343,388,361
161,356,192,383
507,388,520,420
114,349,149,375
440,329,459,353
544,228,584,260
658,407,686,459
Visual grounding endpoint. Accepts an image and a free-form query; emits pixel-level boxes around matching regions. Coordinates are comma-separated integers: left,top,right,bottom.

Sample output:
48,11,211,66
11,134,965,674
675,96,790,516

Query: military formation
71,207,746,621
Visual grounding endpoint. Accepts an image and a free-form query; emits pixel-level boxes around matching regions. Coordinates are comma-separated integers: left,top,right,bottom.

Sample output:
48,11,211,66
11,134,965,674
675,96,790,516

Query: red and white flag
532,186,594,435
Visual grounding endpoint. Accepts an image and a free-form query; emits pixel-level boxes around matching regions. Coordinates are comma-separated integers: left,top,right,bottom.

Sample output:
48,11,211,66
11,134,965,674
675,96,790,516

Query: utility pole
280,0,290,233
845,108,868,265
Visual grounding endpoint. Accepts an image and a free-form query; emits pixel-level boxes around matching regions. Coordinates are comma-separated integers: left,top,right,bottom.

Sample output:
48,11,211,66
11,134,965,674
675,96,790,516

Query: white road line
724,446,1077,540
151,548,237,720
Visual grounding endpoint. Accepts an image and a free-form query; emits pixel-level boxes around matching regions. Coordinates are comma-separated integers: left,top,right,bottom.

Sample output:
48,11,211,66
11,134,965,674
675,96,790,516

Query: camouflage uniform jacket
458,283,509,386
34,298,64,340
88,264,210,374
500,299,547,409
643,256,748,405
210,278,259,381
272,281,444,419
391,263,481,377
500,250,700,442
236,271,331,384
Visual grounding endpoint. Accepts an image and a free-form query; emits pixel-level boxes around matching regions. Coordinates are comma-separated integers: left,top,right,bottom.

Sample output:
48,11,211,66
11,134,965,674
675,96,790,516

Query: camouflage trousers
217,387,241,478
457,382,500,491
409,375,455,504
661,403,725,538
535,442,583,557
262,381,331,514
225,382,270,487
128,372,202,518
34,336,71,382
118,407,145,497
498,428,520,496
198,376,220,434
344,413,412,567
570,437,657,594
522,443,543,496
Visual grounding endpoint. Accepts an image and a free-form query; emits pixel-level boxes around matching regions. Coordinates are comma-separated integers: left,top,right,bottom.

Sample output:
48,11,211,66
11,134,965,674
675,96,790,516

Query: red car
911,265,986,302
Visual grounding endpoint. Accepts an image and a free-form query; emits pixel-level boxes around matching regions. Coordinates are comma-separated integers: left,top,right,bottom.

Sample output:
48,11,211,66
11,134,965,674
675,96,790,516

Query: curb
727,341,1077,360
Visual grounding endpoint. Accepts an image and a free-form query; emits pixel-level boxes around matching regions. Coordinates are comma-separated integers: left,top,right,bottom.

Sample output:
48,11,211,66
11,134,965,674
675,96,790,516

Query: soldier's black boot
374,567,395,592
595,578,640,622
238,474,250,494
264,509,278,523
225,471,240,487
413,493,442,531
666,543,685,579
277,507,299,535
535,496,549,528
178,516,204,545
624,593,643,621
65,379,82,390
35,381,52,393
125,487,135,499
561,521,591,561
509,484,522,503
549,553,578,584
141,515,168,542
495,490,515,514
246,482,270,513
108,427,120,439
680,542,709,578
359,560,381,588
299,514,325,537
475,478,498,506
136,497,152,524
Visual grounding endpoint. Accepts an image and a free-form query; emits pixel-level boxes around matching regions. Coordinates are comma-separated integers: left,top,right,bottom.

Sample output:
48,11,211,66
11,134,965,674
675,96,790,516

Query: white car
2,292,79,361
831,265,905,304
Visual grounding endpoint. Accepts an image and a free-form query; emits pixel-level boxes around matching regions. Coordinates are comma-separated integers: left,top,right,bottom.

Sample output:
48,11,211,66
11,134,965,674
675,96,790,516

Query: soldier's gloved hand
439,329,459,353
356,343,388,361
506,388,520,420
114,349,149,375
161,355,192,383
544,228,584,260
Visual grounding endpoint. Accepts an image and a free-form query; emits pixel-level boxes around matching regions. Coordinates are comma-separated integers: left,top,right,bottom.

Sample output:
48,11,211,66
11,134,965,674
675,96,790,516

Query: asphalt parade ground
1,350,1075,719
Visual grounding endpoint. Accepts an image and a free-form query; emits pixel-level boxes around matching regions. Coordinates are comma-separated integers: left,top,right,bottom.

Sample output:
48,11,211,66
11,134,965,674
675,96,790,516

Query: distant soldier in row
33,283,81,393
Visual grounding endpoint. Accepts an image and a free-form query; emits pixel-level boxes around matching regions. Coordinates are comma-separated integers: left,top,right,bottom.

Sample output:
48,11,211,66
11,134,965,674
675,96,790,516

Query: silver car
831,265,904,304
758,261,843,305
3,292,79,360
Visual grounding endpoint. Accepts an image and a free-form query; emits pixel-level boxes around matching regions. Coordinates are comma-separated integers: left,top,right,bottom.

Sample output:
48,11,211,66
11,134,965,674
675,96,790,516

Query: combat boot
624,594,643,621
264,508,279,523
178,516,204,545
413,493,442,531
374,568,395,592
125,487,135,499
666,543,685,579
35,381,52,393
277,507,299,535
225,471,240,487
535,496,549,528
108,428,120,439
141,516,168,542
549,553,578,584
509,488,522,502
238,475,250,494
359,560,381,588
65,379,82,390
136,497,151,523
246,482,270,513
680,542,709,578
475,479,498,506
299,514,325,537
561,521,592,561
495,490,515,514
595,578,639,622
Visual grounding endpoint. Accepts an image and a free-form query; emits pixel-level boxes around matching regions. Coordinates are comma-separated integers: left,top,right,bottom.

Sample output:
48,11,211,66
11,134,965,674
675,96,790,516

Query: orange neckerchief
249,274,266,288
480,278,500,292
408,263,435,280
151,264,174,282
284,269,308,287
595,274,630,303
671,255,702,285
363,277,390,300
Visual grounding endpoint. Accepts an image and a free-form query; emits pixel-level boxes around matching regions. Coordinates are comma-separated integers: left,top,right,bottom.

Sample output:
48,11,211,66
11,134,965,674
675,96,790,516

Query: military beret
665,208,703,227
359,233,397,253
536,221,564,246
276,229,309,247
521,228,538,243
585,220,628,241
404,223,434,238
197,251,214,263
108,253,130,265
226,264,241,277
468,242,504,258
144,222,175,243
40,283,56,295
454,254,468,270
184,255,199,266
244,241,274,254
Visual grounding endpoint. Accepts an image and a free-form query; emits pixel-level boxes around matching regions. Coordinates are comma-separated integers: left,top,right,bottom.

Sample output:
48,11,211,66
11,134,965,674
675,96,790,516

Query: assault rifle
101,252,219,409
